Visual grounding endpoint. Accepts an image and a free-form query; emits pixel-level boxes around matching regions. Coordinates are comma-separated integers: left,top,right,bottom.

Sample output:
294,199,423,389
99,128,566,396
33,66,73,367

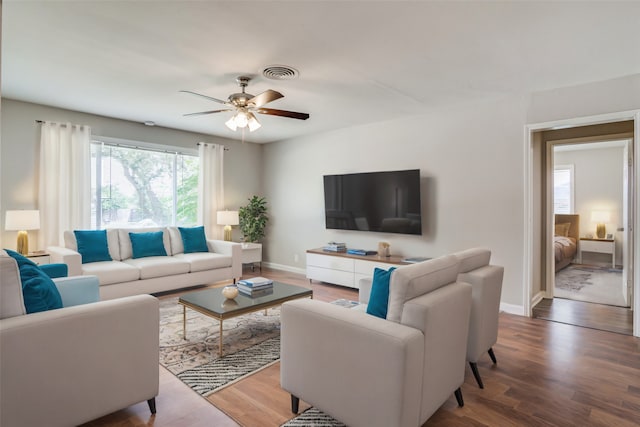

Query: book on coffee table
238,277,273,287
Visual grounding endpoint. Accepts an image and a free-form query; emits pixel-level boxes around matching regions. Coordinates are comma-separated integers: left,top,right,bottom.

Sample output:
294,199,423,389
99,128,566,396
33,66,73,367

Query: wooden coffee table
178,281,312,357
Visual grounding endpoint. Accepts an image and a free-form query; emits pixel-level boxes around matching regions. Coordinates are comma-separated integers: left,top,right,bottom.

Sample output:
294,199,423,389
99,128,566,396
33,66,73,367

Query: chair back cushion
0,251,26,319
386,255,460,323
454,248,491,273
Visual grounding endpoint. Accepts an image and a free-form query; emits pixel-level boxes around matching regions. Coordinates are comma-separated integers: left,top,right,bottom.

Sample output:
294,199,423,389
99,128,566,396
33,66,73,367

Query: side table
27,252,51,266
241,242,262,272
578,238,615,268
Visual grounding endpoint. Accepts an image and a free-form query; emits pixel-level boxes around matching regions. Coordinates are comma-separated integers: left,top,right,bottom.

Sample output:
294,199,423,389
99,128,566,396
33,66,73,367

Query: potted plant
238,196,268,243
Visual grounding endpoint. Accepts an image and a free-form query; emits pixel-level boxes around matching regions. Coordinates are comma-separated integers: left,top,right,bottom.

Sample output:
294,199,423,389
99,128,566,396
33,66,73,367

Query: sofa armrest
0,294,159,427
53,275,100,307
48,246,82,277
281,299,423,427
358,277,373,304
207,239,242,279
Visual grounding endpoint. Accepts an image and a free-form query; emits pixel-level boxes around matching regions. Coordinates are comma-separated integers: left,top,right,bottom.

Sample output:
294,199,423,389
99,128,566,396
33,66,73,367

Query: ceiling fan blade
248,90,284,108
256,108,310,120
183,109,232,117
179,90,229,105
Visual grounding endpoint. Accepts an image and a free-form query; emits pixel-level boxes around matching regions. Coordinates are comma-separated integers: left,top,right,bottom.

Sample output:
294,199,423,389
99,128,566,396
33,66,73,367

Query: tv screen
323,169,422,235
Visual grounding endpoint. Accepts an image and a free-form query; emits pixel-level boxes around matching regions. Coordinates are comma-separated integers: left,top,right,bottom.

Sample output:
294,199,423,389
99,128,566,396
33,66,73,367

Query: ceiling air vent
262,65,299,80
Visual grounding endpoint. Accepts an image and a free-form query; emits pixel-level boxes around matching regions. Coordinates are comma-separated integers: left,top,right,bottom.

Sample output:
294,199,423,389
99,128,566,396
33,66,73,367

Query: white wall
0,99,264,247
263,94,529,307
555,144,625,265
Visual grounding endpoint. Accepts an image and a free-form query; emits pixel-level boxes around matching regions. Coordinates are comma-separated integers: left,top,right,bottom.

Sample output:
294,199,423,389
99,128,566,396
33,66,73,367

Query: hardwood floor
533,297,633,335
83,267,640,427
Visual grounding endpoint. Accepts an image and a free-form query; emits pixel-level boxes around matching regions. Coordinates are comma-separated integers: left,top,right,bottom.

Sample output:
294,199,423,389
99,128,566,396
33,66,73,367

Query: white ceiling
2,1,639,144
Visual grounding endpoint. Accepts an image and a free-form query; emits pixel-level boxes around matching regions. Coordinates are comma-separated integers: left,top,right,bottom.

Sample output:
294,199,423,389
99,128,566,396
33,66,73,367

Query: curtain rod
197,142,229,151
37,120,228,151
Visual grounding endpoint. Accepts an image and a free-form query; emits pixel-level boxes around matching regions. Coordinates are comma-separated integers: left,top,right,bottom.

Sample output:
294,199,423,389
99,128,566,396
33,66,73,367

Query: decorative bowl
222,285,239,299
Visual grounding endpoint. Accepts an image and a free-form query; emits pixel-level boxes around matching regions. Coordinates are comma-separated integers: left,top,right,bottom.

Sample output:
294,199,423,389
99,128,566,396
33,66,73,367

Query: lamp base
596,223,606,239
223,225,232,242
16,230,29,255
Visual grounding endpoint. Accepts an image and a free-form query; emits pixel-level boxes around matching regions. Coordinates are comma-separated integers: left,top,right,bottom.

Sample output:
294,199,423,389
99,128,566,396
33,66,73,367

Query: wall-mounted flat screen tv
323,169,422,235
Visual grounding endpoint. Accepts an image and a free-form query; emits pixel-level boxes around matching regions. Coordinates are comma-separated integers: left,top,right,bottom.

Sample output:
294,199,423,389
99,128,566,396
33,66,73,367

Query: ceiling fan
181,76,310,132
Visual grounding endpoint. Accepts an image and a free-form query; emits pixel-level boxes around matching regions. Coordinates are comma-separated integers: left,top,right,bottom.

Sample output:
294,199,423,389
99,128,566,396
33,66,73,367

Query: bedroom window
90,139,199,228
553,165,574,214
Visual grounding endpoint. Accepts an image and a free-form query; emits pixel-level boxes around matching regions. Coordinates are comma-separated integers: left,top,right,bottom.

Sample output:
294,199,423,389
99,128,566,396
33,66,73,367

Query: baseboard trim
531,291,545,309
262,262,306,276
500,302,525,316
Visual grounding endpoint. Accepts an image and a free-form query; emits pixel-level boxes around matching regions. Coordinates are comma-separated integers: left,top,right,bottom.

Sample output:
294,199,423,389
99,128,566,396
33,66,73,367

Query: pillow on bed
554,222,571,237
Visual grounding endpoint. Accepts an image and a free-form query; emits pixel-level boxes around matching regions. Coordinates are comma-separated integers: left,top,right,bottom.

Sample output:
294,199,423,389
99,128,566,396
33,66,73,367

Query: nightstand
26,252,51,266
241,242,262,272
578,238,615,268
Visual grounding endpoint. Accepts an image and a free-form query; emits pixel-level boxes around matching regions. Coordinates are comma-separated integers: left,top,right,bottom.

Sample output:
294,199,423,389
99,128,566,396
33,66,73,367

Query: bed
554,214,579,272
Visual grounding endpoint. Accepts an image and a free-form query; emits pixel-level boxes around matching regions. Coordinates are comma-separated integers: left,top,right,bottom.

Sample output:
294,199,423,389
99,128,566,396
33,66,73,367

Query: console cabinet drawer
354,259,396,276
306,266,355,287
307,253,354,271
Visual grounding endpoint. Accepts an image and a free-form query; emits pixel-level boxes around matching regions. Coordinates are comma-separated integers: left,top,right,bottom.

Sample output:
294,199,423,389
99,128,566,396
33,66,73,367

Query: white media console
306,248,410,289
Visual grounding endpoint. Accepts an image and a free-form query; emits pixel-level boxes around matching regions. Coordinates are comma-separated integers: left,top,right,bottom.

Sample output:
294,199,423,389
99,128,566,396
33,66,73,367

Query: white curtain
198,143,224,239
38,121,92,248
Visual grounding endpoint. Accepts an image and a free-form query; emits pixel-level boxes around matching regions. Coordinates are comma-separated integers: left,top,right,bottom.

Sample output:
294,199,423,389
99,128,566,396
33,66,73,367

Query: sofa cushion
179,226,209,253
5,249,63,314
173,252,232,272
386,255,460,323
65,229,121,261
74,230,112,264
129,231,168,259
454,248,491,273
366,267,396,319
81,261,140,285
0,250,27,319
123,257,190,280
167,226,184,255
118,228,172,260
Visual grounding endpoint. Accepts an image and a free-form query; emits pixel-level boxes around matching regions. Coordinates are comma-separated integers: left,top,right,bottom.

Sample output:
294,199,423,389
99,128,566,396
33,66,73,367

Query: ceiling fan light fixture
247,113,261,132
225,116,237,131
234,110,249,128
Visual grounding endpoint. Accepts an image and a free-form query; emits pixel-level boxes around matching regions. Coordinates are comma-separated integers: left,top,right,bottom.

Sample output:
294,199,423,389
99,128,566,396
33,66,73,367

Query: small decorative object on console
222,285,239,299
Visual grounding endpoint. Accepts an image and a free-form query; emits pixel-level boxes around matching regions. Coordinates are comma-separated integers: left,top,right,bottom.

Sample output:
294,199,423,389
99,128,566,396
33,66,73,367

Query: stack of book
323,242,346,252
237,277,274,297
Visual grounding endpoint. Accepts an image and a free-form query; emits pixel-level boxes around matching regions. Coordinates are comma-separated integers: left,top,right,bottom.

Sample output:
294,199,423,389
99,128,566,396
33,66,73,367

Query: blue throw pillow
74,230,112,264
5,249,63,314
129,231,167,259
178,226,209,253
366,267,396,319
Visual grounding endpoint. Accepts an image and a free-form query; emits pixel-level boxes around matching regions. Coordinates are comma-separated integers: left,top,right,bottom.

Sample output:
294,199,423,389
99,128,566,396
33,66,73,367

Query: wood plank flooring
533,297,633,335
83,266,640,427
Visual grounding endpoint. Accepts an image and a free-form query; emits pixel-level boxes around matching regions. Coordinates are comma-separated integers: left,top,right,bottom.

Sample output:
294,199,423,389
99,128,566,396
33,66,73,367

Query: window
91,139,199,228
553,165,574,214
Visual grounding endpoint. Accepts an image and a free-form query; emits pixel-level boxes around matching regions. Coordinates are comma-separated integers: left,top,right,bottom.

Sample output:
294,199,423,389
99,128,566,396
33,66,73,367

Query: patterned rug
281,407,346,427
159,296,281,396
555,264,626,307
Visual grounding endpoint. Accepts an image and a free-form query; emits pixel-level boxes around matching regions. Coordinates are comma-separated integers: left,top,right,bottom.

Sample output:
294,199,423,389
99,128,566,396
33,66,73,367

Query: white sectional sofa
48,227,241,300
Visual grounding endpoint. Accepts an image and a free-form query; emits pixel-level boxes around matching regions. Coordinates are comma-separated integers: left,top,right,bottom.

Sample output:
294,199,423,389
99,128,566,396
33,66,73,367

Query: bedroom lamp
5,210,40,255
217,210,239,241
591,210,611,239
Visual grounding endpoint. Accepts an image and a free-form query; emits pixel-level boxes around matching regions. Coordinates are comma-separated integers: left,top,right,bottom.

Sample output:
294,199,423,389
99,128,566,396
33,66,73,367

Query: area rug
159,296,281,396
281,407,346,427
555,264,627,307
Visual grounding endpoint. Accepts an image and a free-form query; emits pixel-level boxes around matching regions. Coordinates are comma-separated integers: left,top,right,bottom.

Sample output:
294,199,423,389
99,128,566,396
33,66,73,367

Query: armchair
281,255,472,427
0,251,159,427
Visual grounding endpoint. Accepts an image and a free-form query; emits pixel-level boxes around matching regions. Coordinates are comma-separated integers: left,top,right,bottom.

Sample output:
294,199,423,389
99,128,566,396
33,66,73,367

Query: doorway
524,115,638,337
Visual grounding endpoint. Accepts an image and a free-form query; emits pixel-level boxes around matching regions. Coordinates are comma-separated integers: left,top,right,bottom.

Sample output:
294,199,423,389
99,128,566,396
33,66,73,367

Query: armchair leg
488,347,497,364
454,388,464,407
469,361,484,389
291,394,300,414
147,397,157,414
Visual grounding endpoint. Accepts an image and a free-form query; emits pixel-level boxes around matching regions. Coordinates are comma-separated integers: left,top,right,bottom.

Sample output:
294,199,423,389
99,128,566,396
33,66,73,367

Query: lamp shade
5,210,40,231
591,211,611,223
217,210,239,226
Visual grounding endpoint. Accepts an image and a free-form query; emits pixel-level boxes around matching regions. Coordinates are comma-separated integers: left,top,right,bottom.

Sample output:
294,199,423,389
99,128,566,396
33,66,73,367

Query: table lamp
5,210,41,255
217,210,239,242
591,210,610,239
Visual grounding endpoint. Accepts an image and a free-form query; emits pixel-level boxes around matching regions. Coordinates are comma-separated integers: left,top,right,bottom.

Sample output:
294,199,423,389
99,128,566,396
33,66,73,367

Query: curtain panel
38,121,92,248
198,143,225,239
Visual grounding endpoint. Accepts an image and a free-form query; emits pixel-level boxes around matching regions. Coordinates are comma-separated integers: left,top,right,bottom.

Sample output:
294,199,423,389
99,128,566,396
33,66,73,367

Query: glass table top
178,281,312,317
